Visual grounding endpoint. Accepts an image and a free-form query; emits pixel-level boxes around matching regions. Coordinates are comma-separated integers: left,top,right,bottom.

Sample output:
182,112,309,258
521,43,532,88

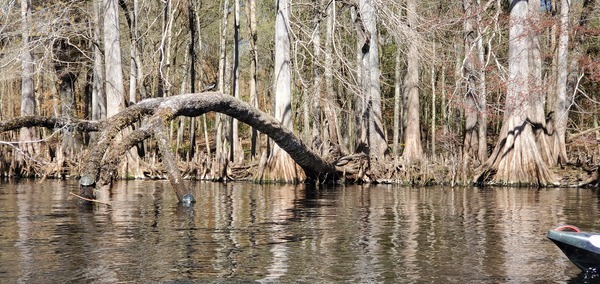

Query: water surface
0,180,598,283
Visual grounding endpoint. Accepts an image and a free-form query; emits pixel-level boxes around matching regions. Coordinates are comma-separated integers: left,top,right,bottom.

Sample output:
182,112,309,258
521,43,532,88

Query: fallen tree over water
1,92,347,203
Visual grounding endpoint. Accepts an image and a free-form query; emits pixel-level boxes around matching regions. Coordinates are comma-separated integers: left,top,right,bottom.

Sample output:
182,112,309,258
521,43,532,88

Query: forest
0,0,599,201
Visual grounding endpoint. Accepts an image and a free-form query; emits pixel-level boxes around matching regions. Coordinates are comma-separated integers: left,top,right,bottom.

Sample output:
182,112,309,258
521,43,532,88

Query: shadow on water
0,180,598,283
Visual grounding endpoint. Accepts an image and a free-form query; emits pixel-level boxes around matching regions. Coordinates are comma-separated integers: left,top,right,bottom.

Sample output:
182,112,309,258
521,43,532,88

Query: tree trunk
553,0,571,165
355,0,387,166
310,0,323,149
19,0,37,162
118,0,143,104
265,0,301,182
231,0,243,165
529,0,555,167
462,0,486,168
476,0,488,164
431,42,436,157
104,0,126,117
393,46,402,157
246,0,259,160
188,0,198,159
92,0,106,122
103,0,143,178
322,0,344,156
475,0,557,186
215,0,231,180
402,0,423,163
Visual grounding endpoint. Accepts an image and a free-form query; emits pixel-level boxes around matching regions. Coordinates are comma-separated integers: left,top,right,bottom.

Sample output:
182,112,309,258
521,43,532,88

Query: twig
69,192,111,206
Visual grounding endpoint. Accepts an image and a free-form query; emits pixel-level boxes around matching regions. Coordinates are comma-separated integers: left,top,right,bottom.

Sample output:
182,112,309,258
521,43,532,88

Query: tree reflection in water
0,180,597,282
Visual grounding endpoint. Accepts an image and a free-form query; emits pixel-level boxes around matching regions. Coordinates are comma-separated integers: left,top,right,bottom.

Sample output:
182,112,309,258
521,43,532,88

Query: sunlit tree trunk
355,0,387,165
392,46,402,157
215,0,231,180
402,0,423,163
462,0,487,168
92,0,106,122
159,0,175,98
476,0,557,186
264,0,301,182
104,0,126,117
104,0,143,178
553,0,571,165
529,0,554,166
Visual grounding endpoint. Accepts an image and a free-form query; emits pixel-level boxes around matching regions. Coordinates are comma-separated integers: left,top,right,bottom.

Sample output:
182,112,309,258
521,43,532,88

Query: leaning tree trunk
475,0,558,186
61,92,339,201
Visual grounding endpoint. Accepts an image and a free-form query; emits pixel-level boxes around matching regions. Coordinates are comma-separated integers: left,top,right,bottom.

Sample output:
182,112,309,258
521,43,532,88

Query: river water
0,180,598,283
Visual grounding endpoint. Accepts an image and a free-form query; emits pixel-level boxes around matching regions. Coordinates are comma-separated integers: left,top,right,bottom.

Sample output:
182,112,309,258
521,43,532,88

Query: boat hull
547,227,600,273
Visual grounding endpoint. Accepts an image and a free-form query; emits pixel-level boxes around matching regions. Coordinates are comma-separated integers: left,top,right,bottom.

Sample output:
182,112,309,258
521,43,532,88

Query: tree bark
529,0,555,167
246,0,259,160
103,0,143,179
266,0,301,182
215,0,231,180
393,45,402,157
475,0,557,186
402,0,423,163
19,0,37,161
92,0,106,121
231,0,243,164
353,0,387,169
462,0,487,168
104,0,126,117
553,0,571,165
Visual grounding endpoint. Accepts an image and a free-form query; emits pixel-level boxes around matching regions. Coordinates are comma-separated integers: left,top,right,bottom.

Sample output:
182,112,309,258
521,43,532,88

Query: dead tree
77,92,339,203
